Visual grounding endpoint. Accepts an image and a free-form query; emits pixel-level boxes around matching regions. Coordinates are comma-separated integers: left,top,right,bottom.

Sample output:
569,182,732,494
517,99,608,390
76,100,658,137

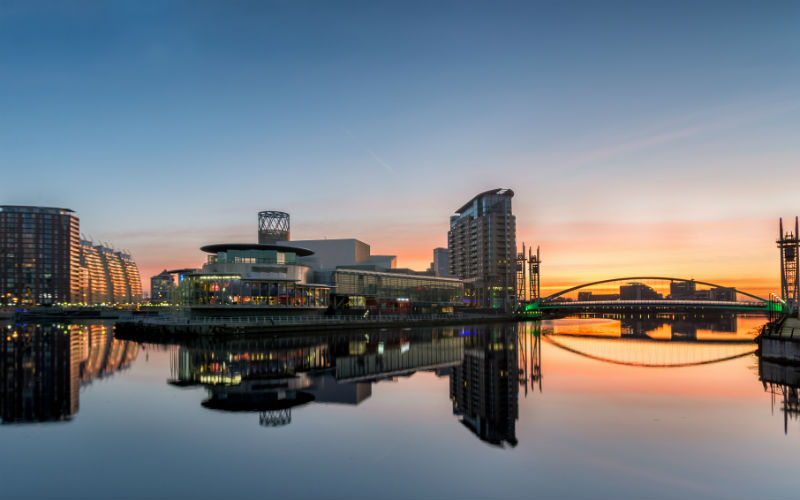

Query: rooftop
200,243,314,257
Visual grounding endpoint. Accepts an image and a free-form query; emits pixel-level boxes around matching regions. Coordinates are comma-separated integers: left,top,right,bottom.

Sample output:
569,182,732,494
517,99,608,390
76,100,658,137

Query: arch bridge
524,276,779,316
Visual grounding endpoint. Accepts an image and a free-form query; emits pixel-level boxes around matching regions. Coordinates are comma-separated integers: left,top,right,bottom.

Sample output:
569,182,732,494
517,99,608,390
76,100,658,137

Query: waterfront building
173,243,330,311
447,189,517,310
0,206,81,305
333,268,464,314
150,269,174,304
78,241,142,304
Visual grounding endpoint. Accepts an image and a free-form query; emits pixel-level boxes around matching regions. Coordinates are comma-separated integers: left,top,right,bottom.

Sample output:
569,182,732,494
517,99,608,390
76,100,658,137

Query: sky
1,1,799,296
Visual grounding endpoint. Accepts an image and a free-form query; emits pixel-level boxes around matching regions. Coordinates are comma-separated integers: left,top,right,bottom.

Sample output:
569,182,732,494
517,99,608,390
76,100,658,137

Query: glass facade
334,269,464,304
177,244,329,308
180,276,329,307
0,206,80,306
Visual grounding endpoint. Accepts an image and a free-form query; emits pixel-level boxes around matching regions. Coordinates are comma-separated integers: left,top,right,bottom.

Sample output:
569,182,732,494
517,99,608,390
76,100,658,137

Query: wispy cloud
342,127,395,172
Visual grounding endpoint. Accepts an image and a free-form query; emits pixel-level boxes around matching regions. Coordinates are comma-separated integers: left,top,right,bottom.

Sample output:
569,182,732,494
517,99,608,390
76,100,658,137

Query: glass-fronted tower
447,189,516,310
0,206,81,305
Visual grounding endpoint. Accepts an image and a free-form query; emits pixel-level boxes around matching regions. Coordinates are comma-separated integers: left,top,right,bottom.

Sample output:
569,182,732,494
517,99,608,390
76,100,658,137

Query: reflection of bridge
525,276,775,316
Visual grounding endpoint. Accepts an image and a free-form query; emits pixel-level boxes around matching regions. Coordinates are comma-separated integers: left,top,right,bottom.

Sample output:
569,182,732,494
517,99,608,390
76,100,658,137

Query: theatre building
172,243,330,315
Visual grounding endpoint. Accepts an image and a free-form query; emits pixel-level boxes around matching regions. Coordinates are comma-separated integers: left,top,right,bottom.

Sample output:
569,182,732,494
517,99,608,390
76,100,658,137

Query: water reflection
0,323,138,424
759,358,800,434
542,313,760,368
165,326,523,444
169,329,467,427
451,327,518,447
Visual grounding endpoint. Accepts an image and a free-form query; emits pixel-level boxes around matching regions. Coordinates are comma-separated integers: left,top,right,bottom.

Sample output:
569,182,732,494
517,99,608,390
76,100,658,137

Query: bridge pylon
778,217,800,316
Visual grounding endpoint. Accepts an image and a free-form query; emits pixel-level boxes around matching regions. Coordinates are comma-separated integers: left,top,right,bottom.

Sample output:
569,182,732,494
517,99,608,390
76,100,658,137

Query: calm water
1,314,799,499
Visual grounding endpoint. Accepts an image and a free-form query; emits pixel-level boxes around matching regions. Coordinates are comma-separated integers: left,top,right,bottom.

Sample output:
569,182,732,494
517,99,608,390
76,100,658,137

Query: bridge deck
539,299,767,310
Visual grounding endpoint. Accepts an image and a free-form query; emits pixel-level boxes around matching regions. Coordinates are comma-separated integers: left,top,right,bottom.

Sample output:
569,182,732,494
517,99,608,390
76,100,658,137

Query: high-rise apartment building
79,241,142,304
447,189,516,309
0,206,81,305
0,206,141,306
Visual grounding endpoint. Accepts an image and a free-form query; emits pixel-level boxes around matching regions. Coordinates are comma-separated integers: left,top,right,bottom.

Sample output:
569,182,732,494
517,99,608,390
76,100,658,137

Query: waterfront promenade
115,311,514,339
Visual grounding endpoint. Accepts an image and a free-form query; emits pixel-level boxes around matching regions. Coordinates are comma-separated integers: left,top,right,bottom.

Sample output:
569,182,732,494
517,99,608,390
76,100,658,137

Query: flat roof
200,243,314,256
335,267,463,283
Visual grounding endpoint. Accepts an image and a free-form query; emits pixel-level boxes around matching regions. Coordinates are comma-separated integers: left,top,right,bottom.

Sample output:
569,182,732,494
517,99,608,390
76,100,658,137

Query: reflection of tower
518,322,543,396
450,326,518,447
258,210,290,244
759,357,800,434
778,217,800,315
531,323,542,393
0,324,80,423
260,409,292,427
529,246,541,302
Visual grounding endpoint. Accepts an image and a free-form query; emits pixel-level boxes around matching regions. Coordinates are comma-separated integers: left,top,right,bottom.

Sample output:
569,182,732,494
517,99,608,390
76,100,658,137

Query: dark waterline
1,315,798,499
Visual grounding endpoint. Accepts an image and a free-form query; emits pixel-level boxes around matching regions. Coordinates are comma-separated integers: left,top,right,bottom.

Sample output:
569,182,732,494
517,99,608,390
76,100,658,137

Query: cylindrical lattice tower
258,211,290,243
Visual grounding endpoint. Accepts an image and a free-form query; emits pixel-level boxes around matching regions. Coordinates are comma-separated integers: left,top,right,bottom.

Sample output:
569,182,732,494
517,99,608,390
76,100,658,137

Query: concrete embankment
114,314,516,341
758,317,800,363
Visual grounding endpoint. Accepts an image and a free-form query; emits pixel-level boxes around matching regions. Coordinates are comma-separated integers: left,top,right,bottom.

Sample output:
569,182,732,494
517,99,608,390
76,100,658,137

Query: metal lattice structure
528,246,541,302
778,217,800,315
516,243,527,303
259,409,292,427
258,211,290,243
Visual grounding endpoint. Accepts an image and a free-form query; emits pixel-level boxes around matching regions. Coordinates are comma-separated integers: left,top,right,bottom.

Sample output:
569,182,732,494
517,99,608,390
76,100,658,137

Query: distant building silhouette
150,269,174,303
620,282,661,300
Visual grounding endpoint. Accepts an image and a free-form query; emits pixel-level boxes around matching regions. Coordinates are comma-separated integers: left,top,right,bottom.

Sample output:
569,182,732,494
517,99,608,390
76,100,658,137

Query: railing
129,312,498,327
539,299,767,308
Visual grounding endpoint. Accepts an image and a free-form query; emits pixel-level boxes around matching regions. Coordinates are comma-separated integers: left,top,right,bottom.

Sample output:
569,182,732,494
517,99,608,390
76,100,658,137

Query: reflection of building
150,270,174,303
450,325,518,447
169,328,466,426
0,206,81,305
619,313,738,339
0,323,138,424
0,323,80,422
448,189,516,310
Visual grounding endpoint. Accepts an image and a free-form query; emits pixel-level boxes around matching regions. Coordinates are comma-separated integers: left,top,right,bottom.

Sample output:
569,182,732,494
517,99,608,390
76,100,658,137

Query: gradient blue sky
2,1,798,292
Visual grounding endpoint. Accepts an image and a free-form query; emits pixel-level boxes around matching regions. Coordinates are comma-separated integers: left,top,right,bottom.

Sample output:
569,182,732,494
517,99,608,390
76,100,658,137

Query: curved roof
455,188,514,214
200,243,314,256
